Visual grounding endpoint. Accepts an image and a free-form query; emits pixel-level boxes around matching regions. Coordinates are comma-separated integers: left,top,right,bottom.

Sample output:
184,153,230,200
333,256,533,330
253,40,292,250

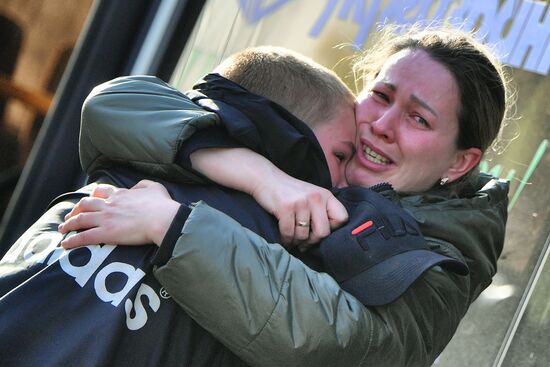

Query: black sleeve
175,126,242,170
151,204,193,266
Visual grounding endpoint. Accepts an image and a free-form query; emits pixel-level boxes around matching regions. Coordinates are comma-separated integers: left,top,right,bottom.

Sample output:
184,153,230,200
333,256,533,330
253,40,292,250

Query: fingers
327,196,348,230
273,186,349,250
278,190,346,248
64,197,106,221
278,197,312,248
298,195,348,252
278,210,296,248
59,211,101,234
60,228,107,249
293,199,311,243
307,203,331,244
295,195,331,252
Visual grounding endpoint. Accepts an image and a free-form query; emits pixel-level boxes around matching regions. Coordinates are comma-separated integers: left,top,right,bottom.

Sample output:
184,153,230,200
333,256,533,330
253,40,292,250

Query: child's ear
445,147,482,182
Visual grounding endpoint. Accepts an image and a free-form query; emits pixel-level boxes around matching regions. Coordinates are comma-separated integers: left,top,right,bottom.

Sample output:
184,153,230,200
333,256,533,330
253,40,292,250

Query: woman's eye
371,90,389,102
413,115,430,128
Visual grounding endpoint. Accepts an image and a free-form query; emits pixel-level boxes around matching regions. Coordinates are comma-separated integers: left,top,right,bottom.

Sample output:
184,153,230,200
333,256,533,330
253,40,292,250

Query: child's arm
189,147,348,247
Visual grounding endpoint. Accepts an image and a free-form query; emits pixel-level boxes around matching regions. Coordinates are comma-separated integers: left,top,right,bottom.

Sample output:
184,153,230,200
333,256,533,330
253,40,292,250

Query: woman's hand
58,180,179,249
251,174,348,250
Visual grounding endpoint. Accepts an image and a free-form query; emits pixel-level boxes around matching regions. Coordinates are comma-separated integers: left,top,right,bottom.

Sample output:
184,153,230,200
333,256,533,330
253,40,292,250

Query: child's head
215,46,356,187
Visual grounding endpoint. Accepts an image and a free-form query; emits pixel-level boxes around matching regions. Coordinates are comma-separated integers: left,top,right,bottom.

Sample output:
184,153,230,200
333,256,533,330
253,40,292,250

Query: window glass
500,245,550,367
171,1,550,365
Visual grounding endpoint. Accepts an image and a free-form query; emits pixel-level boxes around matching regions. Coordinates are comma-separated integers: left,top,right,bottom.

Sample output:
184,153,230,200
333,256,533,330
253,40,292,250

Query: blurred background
0,0,93,218
0,1,548,366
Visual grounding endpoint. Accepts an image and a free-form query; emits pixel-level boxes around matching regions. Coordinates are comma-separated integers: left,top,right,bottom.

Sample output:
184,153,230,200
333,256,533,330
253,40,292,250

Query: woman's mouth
363,145,390,165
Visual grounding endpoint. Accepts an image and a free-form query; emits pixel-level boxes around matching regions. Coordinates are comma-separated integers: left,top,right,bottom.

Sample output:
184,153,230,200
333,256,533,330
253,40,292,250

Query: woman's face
346,49,468,192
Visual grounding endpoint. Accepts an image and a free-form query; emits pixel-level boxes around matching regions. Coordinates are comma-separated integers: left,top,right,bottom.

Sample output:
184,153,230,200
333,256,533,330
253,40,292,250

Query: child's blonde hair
215,46,355,128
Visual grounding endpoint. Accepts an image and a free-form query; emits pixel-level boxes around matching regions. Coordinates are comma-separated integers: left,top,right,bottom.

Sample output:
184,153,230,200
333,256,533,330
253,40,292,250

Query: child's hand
190,147,348,249
58,180,179,248
251,175,348,249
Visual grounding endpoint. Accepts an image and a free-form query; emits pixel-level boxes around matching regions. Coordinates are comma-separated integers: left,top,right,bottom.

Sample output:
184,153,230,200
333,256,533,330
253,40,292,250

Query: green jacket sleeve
154,202,470,367
80,75,219,183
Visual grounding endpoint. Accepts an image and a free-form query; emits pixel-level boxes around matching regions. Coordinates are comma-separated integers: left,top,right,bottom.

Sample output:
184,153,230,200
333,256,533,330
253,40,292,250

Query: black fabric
0,216,245,367
175,126,241,171
186,73,332,189
307,185,469,306
152,203,192,266
0,167,282,367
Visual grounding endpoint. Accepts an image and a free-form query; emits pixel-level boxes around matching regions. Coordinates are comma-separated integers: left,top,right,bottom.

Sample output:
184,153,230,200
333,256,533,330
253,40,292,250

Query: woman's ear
446,147,482,182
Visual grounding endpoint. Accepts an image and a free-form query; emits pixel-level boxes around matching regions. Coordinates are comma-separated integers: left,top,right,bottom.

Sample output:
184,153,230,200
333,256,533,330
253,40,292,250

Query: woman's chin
348,159,396,187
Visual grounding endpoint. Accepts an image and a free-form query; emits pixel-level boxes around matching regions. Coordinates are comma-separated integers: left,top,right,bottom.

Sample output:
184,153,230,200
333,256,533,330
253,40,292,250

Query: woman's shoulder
400,172,509,211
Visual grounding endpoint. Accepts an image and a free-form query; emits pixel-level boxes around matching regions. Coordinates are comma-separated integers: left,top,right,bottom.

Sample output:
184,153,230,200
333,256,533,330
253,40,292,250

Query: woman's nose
370,108,396,143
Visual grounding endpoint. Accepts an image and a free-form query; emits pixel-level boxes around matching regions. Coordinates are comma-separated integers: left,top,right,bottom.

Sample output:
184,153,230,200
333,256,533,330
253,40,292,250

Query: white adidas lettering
1,229,161,330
